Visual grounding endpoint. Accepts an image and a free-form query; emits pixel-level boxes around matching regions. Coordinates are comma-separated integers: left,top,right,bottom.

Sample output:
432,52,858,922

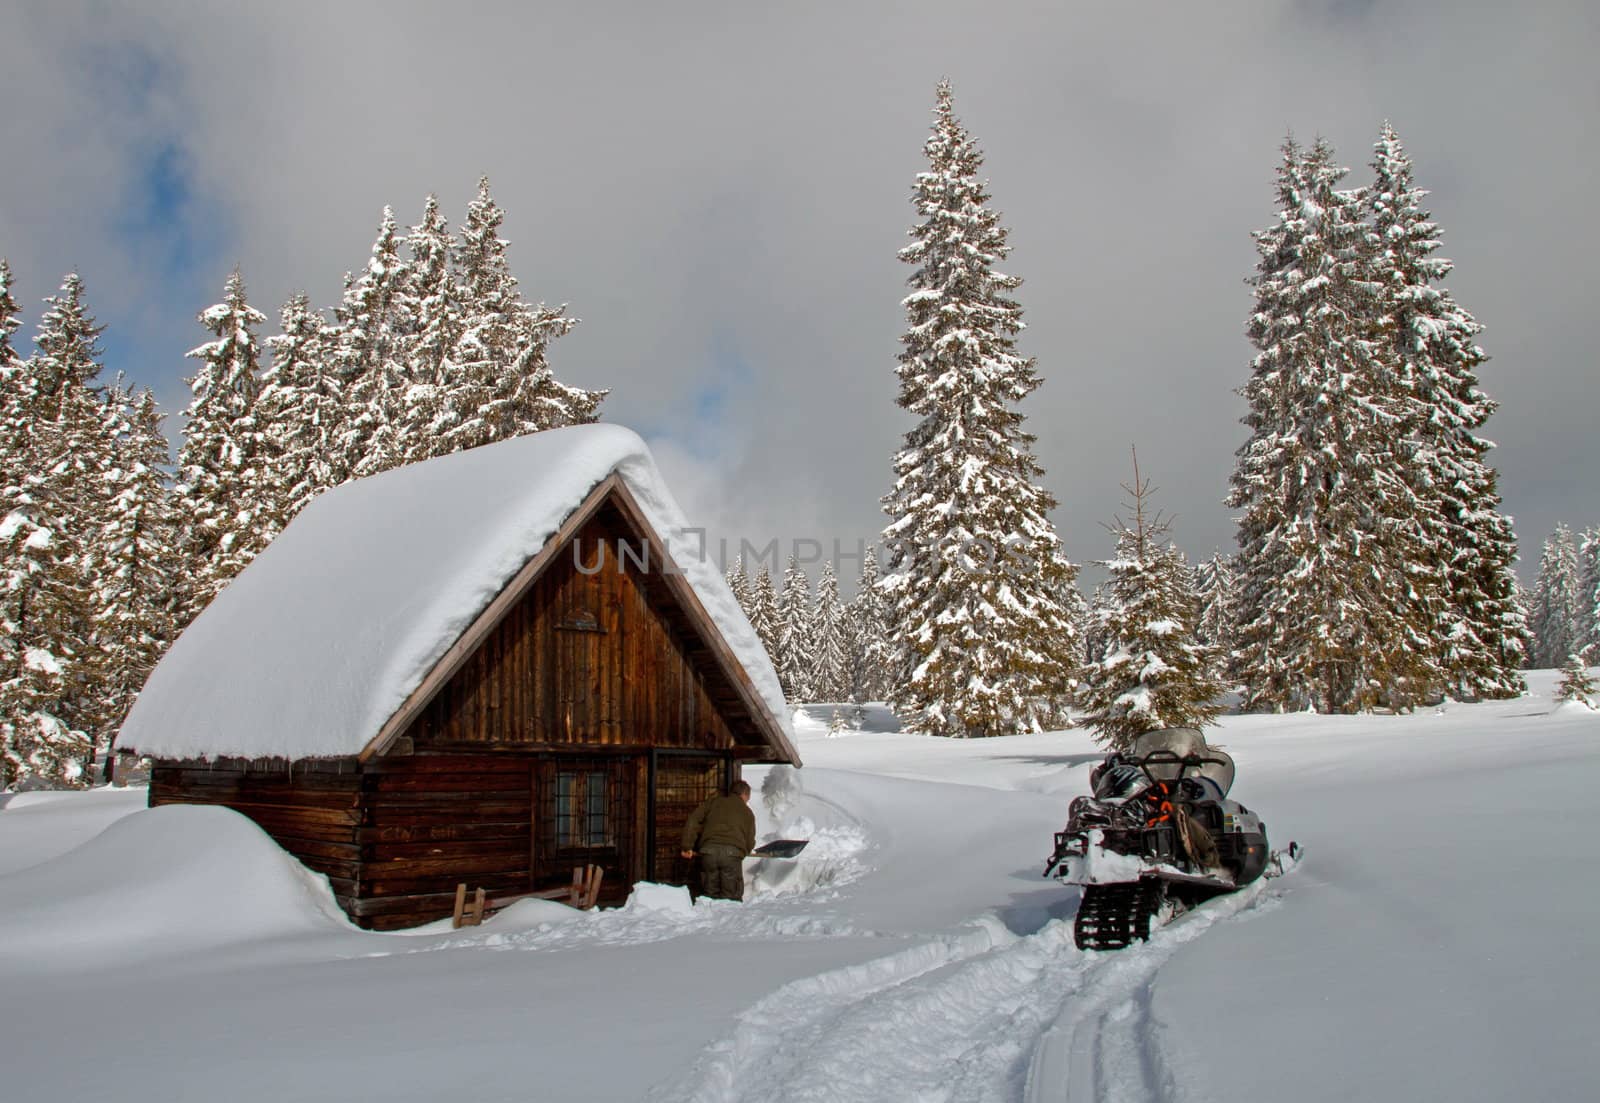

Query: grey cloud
2,1,1595,588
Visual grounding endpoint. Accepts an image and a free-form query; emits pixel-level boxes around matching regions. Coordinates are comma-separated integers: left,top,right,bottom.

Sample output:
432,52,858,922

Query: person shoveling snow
680,780,758,901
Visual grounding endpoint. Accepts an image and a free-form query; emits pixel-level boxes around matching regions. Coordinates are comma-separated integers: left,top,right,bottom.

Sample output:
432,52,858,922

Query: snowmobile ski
1265,841,1302,878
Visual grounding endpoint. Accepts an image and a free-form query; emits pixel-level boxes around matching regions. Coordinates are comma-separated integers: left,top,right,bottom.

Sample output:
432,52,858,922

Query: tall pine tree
91,383,178,764
1575,527,1600,661
724,555,751,617
881,81,1079,737
24,273,121,757
1367,123,1527,698
0,261,24,467
1528,524,1582,669
0,504,93,787
1193,550,1237,666
0,269,101,784
847,549,892,703
399,194,463,464
776,557,817,703
338,209,415,478
1229,138,1430,713
442,178,600,451
176,269,273,624
259,291,345,518
746,565,782,671
811,561,850,701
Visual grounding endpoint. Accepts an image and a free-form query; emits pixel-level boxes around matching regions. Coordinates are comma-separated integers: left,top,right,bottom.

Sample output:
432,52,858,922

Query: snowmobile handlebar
1127,750,1231,768
1123,750,1232,792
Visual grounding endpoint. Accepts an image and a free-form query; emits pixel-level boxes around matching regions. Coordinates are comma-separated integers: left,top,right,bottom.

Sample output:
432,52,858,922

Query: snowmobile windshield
1130,728,1236,796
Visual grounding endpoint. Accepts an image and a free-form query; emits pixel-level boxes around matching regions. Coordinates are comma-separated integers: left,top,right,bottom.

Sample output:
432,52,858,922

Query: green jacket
681,794,756,855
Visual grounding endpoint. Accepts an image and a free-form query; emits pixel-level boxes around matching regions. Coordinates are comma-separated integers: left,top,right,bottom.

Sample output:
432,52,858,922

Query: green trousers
698,843,745,901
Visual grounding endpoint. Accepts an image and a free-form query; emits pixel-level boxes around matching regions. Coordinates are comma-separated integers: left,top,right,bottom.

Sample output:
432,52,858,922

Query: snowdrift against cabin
119,424,791,762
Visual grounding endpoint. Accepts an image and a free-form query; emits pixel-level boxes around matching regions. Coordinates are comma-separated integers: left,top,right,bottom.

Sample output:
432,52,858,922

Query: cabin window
555,770,611,848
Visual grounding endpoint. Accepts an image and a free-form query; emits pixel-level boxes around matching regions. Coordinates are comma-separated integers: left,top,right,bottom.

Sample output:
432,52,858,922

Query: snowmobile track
657,850,1302,1103
1073,879,1163,951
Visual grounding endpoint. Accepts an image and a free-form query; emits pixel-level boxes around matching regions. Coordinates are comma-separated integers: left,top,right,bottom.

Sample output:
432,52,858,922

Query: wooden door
648,753,729,883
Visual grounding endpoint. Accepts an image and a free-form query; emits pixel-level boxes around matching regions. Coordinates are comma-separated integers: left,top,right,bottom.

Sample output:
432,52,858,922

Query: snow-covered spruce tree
24,273,123,753
881,81,1080,737
1059,570,1092,679
1079,455,1226,750
1193,550,1237,663
89,384,178,764
338,209,415,479
0,261,23,465
0,503,94,788
1229,137,1433,713
0,266,97,786
847,549,891,703
398,194,464,465
0,265,90,784
724,555,751,615
259,291,345,519
776,557,816,702
746,565,782,669
441,178,601,451
28,273,120,545
1576,528,1600,661
175,270,274,624
1367,124,1528,698
812,561,850,701
1553,651,1595,707
0,260,33,508
1527,524,1582,669
1081,580,1111,670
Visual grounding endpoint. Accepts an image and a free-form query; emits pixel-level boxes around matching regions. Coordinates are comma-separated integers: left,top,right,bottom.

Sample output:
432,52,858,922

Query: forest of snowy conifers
2,84,1596,789
0,179,605,787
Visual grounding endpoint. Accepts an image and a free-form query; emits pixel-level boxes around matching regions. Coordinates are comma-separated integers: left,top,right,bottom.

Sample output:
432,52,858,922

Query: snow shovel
752,839,809,859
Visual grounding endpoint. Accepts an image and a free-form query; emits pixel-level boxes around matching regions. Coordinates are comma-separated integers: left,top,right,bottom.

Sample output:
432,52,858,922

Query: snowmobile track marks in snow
658,850,1303,1103
1028,846,1305,1103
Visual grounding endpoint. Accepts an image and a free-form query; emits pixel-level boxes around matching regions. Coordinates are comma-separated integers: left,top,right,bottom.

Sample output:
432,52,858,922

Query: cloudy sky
2,1,1594,586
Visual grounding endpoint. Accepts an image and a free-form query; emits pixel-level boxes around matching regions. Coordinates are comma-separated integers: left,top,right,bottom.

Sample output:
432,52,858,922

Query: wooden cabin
122,427,799,929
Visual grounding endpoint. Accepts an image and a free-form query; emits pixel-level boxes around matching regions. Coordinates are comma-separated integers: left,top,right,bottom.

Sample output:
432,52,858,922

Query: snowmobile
1044,727,1278,950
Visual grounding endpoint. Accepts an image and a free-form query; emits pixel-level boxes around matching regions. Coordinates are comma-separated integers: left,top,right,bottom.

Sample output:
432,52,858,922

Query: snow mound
0,785,147,877
750,819,869,897
489,896,591,928
620,881,696,917
0,804,352,971
749,765,870,898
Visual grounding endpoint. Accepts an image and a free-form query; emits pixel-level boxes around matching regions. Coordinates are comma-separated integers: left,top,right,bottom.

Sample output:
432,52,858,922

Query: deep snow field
1,671,1595,1103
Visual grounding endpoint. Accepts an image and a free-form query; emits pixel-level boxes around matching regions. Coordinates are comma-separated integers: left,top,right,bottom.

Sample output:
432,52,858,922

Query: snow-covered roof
120,424,795,763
